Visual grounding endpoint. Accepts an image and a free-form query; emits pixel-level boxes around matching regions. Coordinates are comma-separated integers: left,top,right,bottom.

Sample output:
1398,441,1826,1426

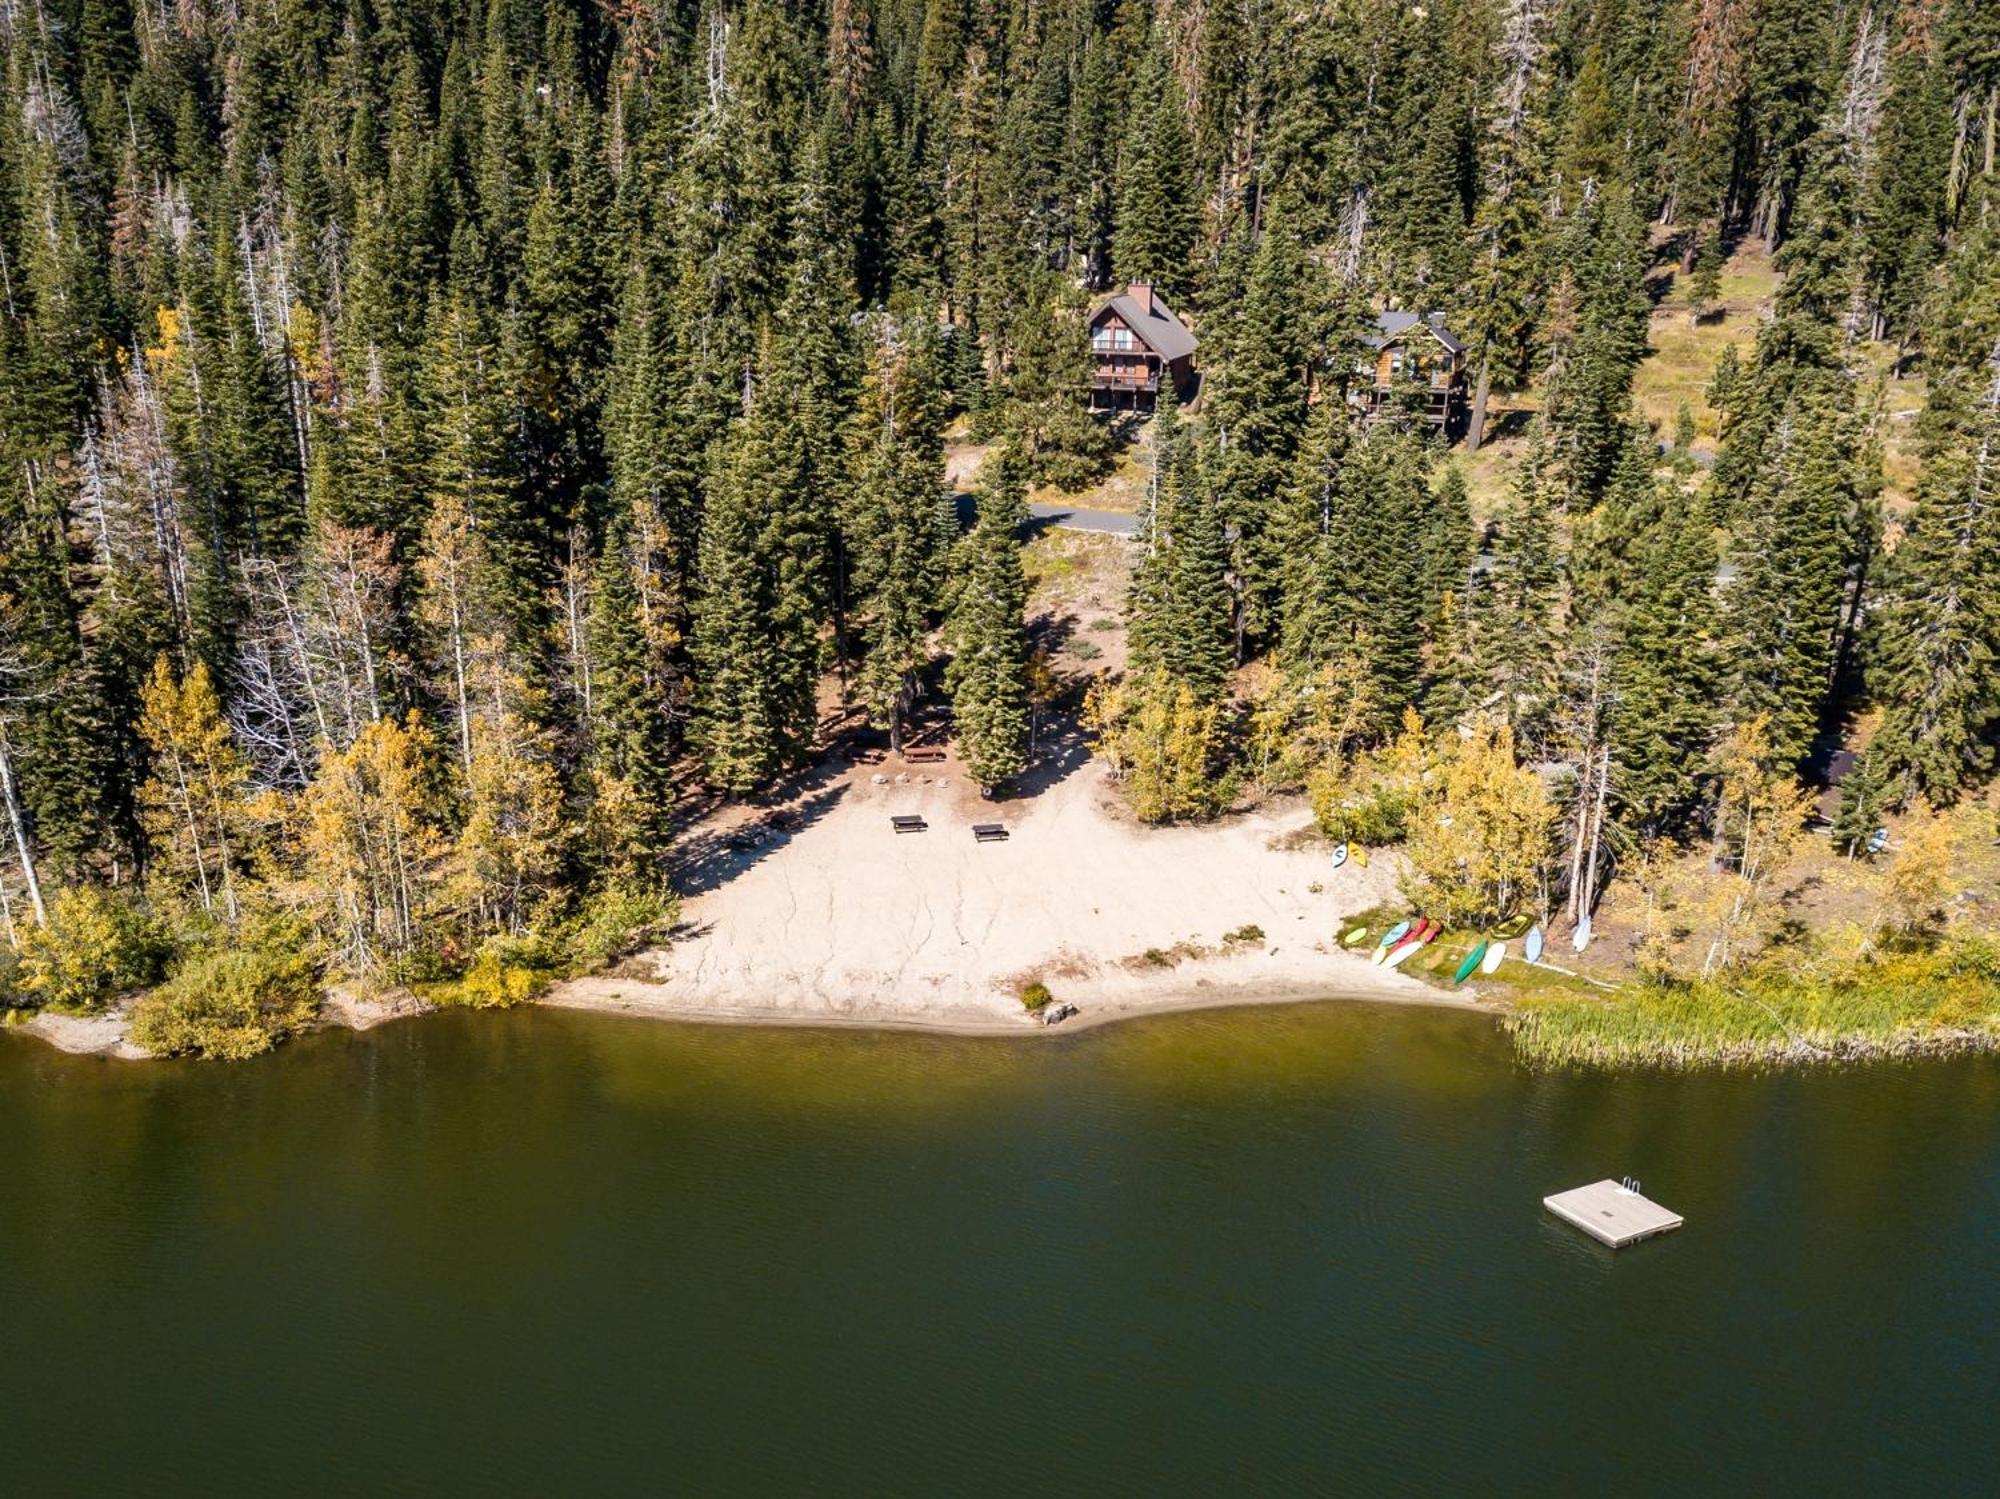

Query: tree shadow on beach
1003,715,1092,802
670,780,850,897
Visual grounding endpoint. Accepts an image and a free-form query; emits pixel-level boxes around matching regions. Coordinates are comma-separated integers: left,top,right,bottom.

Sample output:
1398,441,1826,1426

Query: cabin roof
1371,309,1465,355
1093,291,1198,363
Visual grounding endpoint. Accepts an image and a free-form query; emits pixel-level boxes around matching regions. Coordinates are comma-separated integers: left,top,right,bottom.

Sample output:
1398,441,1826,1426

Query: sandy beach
546,743,1471,1035
9,745,1476,1062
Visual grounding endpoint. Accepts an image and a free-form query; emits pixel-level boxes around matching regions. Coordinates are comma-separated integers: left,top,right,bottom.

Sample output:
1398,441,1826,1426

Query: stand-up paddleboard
1481,941,1507,974
1525,926,1545,965
1384,937,1424,969
1453,940,1489,984
1340,924,1370,947
1330,842,1349,869
1571,913,1593,953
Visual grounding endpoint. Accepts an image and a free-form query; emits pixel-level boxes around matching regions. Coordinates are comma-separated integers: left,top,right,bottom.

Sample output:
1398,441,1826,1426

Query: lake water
4,1002,1996,1494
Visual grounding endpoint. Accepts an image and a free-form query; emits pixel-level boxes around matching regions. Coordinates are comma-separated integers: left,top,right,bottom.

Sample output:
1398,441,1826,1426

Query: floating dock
1543,1180,1683,1248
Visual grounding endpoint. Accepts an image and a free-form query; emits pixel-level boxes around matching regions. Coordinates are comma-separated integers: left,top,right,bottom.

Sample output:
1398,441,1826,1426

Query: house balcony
1091,367,1160,392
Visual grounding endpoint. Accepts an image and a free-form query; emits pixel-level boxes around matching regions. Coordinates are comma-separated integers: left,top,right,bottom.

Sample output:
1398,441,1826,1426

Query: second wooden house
1350,310,1467,432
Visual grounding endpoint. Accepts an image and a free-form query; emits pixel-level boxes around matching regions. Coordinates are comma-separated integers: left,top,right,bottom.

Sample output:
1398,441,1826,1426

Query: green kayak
1453,940,1490,984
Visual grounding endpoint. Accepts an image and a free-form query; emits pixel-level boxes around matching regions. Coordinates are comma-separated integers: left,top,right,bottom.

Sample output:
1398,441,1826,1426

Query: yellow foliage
1399,714,1556,925
136,656,248,922
1879,800,1962,936
1697,716,1813,974
1089,674,1232,823
299,715,446,971
449,715,565,932
17,888,169,1012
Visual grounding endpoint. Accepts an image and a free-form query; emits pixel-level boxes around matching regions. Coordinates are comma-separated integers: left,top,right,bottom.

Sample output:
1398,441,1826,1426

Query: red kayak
1383,918,1432,967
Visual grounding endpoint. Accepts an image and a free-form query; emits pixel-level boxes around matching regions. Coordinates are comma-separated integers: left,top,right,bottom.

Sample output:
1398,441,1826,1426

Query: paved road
1025,501,1138,537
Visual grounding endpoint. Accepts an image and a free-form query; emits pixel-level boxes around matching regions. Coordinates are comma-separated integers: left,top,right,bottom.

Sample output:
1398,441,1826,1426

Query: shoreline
4,938,1488,1061
540,959,1489,1040
4,965,1491,1060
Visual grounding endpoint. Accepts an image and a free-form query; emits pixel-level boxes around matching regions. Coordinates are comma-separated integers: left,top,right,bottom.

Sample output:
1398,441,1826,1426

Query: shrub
18,887,172,1012
1223,924,1265,946
1309,772,1410,847
435,931,563,1008
1019,981,1053,1011
563,886,678,971
130,943,319,1061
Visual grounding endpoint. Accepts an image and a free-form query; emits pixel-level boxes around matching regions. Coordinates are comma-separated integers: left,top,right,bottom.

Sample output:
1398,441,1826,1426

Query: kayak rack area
1543,1179,1684,1248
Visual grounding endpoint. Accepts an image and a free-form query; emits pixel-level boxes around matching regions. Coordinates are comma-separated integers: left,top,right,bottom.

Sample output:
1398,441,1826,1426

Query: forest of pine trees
1,0,1997,1048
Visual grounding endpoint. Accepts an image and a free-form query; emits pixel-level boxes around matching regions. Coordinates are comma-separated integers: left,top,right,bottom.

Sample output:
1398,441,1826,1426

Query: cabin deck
1543,1180,1684,1248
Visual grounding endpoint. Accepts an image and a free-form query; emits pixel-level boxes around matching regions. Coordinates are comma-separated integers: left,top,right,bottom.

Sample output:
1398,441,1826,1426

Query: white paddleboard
1384,940,1421,969
1481,941,1507,974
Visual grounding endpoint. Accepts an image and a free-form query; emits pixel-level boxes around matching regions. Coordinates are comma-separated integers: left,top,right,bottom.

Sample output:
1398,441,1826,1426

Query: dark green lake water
5,1002,1997,1495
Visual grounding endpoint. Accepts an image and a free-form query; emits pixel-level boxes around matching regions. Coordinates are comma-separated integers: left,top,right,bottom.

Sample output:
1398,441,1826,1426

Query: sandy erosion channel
548,750,1465,1034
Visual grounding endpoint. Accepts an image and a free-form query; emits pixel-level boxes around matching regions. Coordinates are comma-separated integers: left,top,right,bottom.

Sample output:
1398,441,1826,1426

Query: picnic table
971,823,1009,843
891,815,928,834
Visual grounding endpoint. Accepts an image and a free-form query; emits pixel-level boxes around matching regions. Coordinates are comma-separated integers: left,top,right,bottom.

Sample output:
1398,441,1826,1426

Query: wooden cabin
1089,284,1196,411
1350,310,1467,432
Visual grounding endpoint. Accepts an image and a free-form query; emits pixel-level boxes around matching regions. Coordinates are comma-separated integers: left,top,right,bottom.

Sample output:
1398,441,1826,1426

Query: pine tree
946,448,1032,793
1720,401,1865,770
1479,446,1562,745
1130,382,1234,706
583,511,676,879
1112,37,1198,298
1612,490,1719,835
1465,0,1554,451
689,368,824,793
1866,338,2000,803
1207,205,1314,649
998,269,1110,490
851,318,952,752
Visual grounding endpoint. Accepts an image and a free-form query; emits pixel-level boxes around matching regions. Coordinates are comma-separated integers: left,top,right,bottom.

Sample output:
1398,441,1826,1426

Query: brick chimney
1128,282,1154,315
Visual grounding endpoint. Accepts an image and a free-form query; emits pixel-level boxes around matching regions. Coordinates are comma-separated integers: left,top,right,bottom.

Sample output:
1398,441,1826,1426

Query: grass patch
1632,244,1779,445
1504,939,2000,1068
1125,940,1209,971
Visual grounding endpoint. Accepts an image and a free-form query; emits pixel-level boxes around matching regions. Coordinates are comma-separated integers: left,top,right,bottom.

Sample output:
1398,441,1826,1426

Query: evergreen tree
1612,489,1719,834
689,368,824,793
583,511,676,877
851,318,952,751
1479,446,1563,745
1865,340,2000,804
1129,382,1233,706
1112,37,1198,298
946,448,1032,793
1720,401,1868,770
1207,206,1315,650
